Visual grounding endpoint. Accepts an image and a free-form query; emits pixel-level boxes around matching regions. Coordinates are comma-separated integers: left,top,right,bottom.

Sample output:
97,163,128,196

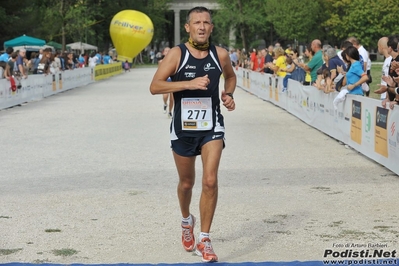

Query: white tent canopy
66,42,98,52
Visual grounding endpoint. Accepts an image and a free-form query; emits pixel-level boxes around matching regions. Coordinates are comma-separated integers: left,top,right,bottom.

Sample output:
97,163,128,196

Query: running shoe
168,112,173,119
163,104,167,113
195,237,218,262
181,215,195,252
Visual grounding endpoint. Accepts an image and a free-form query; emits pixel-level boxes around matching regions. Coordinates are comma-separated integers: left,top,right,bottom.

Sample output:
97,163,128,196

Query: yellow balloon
110,10,154,63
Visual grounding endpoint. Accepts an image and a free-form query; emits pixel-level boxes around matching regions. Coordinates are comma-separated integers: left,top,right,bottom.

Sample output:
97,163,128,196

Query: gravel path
0,68,397,264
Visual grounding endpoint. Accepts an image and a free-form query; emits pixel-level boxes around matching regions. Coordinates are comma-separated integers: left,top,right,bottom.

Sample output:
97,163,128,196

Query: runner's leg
199,139,223,233
173,152,196,218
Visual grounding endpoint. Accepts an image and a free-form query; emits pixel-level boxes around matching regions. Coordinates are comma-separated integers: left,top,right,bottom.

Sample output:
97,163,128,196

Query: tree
323,0,399,49
265,0,325,45
214,0,268,51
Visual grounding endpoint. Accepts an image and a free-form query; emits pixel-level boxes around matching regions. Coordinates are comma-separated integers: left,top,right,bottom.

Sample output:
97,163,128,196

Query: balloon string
188,38,209,51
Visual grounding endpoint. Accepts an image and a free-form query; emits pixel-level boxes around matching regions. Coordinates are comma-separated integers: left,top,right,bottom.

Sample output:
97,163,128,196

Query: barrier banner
94,63,123,81
235,67,399,175
0,67,93,110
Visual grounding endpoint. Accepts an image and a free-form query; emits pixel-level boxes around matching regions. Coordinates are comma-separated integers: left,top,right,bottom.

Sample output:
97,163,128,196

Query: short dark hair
186,6,212,23
6,47,13,54
387,35,399,52
341,40,353,50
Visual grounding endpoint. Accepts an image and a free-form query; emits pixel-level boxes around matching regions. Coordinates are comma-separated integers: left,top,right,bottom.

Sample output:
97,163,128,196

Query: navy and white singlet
170,44,224,140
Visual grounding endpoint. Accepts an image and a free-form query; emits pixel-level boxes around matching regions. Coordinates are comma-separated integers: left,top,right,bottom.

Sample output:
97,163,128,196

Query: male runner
149,6,236,263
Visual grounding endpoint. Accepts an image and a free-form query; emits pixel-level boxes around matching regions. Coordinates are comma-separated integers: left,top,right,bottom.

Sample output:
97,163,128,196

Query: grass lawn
369,63,384,100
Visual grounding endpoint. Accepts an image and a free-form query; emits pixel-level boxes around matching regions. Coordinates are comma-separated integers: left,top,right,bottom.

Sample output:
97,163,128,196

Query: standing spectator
4,52,18,80
303,45,314,85
229,49,238,67
250,50,264,72
124,60,130,72
238,48,247,68
38,49,43,60
266,47,286,77
285,44,292,55
37,50,51,75
149,49,155,64
53,51,62,71
16,49,28,79
281,56,295,91
333,46,368,109
95,51,102,64
264,45,274,74
374,37,391,100
298,39,323,84
380,35,399,109
347,36,371,96
0,47,14,62
103,53,111,65
88,52,98,67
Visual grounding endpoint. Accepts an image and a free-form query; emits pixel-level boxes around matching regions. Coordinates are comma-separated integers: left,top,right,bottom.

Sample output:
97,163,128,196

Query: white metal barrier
236,67,399,175
0,67,94,110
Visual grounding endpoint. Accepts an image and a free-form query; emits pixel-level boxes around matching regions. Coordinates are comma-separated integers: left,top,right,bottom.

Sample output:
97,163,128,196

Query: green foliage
1,0,398,53
214,0,270,50
323,0,399,48
265,0,324,43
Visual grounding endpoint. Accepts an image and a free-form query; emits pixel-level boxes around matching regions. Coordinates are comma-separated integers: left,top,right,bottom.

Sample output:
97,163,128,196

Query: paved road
0,68,398,264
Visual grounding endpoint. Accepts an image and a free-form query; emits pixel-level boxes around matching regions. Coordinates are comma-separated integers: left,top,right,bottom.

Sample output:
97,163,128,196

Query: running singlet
170,44,224,140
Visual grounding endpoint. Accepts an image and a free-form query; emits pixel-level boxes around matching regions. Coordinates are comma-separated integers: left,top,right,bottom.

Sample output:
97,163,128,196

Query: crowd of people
229,35,399,110
0,46,115,89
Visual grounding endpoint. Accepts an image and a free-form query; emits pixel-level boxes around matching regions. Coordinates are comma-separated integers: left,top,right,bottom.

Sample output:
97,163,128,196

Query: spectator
251,49,265,72
229,49,238,67
290,49,306,84
89,52,99,67
53,51,62,71
0,47,14,62
303,45,314,85
37,50,51,75
238,48,247,68
103,53,111,65
380,35,399,109
299,39,323,84
374,37,392,100
124,60,130,72
4,52,23,89
333,46,368,109
266,47,287,77
50,53,60,74
0,61,6,78
38,49,43,60
264,45,274,74
347,36,371,96
16,49,28,79
285,44,292,55
149,49,155,64
281,56,294,91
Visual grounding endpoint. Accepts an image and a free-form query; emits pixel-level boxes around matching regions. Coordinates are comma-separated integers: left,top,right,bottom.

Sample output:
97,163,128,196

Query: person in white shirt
374,37,392,100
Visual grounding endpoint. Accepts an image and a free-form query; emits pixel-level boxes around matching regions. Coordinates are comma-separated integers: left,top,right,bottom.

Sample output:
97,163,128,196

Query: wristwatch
226,93,234,99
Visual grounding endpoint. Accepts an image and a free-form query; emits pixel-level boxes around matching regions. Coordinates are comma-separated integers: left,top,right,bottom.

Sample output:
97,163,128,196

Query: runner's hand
188,75,209,90
221,90,235,111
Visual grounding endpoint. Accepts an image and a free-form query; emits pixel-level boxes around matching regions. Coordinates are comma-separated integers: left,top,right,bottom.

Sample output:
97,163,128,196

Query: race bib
181,97,213,131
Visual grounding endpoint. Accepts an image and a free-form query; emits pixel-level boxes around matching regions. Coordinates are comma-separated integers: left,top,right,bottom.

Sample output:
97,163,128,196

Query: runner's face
185,11,213,44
